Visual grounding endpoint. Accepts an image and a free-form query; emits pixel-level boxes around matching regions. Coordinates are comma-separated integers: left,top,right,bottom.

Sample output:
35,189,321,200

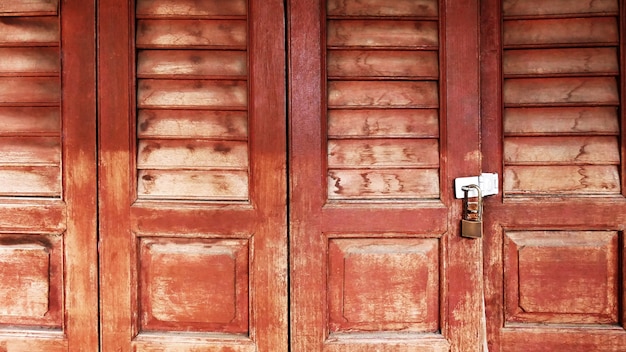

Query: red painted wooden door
481,1,626,351
289,0,486,351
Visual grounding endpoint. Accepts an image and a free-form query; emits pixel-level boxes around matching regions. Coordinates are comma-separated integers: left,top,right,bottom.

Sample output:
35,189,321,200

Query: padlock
461,217,482,238
461,184,483,238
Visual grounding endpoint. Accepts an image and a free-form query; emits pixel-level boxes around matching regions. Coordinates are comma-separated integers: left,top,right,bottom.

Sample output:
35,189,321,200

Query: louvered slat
0,1,59,16
501,0,621,197
135,0,249,201
326,1,440,200
0,17,59,45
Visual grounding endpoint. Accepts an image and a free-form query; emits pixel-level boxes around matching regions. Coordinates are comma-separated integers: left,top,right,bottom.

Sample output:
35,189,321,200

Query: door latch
454,173,498,199
461,184,482,238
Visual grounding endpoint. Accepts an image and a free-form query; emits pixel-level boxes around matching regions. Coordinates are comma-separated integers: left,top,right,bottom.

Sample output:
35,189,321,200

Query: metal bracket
454,173,498,199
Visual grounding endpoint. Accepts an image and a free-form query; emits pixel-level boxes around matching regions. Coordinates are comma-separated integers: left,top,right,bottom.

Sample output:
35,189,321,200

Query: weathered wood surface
502,0,618,16
0,17,58,44
328,168,440,199
327,20,438,48
327,0,438,17
504,165,620,194
0,0,59,16
503,17,618,46
504,77,619,105
137,139,248,169
136,0,247,17
137,50,246,78
504,107,619,135
328,50,438,79
138,169,249,200
504,136,619,165
328,139,439,168
138,110,247,139
328,81,438,108
0,77,60,105
503,48,618,76
136,19,247,48
328,109,439,138
0,48,59,75
137,79,247,108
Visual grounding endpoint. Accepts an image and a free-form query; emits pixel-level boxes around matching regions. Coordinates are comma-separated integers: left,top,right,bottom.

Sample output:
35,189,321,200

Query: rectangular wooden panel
327,0,438,17
328,238,439,332
140,237,249,333
0,17,58,45
504,231,618,324
0,107,59,135
137,50,246,78
502,0,618,16
137,140,248,169
328,139,438,168
0,166,60,196
503,48,618,76
138,169,248,200
504,77,619,106
137,79,247,109
328,81,438,108
138,110,247,139
328,168,439,199
503,17,618,47
328,109,438,138
0,137,59,165
503,165,620,195
0,48,59,75
136,20,247,48
504,136,619,165
327,20,438,48
328,50,438,79
0,235,62,327
136,0,247,17
0,1,59,16
0,77,60,105
503,107,619,135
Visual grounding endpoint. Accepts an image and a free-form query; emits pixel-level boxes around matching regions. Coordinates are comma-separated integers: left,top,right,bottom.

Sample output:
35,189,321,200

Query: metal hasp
461,184,482,238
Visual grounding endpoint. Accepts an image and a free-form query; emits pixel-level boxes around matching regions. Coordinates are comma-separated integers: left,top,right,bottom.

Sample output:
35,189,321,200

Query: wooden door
98,0,287,350
289,0,486,351
0,0,98,350
481,0,626,351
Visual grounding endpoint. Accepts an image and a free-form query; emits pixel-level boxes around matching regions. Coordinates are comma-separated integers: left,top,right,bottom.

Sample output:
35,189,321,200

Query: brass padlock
461,184,483,238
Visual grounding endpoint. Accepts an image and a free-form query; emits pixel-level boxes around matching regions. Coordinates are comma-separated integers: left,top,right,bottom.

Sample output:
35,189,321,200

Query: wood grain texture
328,50,438,79
503,48,618,76
137,140,248,169
136,19,246,48
0,136,59,165
0,166,60,196
0,17,58,44
138,169,249,200
328,109,438,138
328,81,438,108
327,20,438,48
503,165,620,195
505,231,618,325
503,17,619,46
0,48,59,75
137,79,247,108
503,107,619,135
504,77,619,105
502,0,618,16
328,139,439,168
137,50,246,78
0,77,60,105
327,0,438,17
504,136,619,165
0,0,59,16
136,0,247,17
138,110,247,139
328,168,439,199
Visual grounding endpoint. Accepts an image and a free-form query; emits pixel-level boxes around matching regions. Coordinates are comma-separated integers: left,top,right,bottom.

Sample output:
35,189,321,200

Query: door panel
289,0,484,350
99,0,287,350
482,0,626,350
0,0,97,350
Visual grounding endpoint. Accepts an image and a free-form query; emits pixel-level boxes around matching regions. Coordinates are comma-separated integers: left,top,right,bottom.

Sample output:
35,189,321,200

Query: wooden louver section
136,0,249,201
0,2,61,197
326,0,440,200
502,0,622,196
